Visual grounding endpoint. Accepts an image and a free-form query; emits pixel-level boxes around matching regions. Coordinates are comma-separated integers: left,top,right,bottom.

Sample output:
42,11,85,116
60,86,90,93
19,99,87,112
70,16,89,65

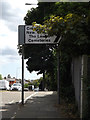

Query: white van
0,80,9,90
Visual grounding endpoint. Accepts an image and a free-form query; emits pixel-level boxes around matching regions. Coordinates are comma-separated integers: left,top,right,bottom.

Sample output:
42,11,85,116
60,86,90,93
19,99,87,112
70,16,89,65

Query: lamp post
16,67,21,79
21,2,38,105
25,3,37,5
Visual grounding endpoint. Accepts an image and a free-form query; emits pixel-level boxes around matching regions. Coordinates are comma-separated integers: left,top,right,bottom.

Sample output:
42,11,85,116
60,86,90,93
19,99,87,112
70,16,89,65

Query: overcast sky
0,0,43,80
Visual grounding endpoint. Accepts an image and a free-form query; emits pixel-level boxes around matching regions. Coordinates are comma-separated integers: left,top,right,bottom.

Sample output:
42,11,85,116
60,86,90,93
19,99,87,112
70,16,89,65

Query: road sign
18,25,57,45
18,25,25,45
25,25,56,44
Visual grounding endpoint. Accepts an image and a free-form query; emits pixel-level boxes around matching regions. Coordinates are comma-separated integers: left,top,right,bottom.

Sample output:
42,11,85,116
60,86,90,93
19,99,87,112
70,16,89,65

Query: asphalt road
0,90,34,107
0,90,36,119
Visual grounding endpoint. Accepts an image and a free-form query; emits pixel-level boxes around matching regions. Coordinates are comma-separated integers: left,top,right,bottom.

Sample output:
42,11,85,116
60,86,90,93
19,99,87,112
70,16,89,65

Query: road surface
0,90,36,119
0,90,34,107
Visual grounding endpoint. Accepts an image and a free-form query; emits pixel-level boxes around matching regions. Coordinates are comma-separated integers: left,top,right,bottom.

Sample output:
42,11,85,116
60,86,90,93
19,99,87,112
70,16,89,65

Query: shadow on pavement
1,102,19,119
1,91,81,120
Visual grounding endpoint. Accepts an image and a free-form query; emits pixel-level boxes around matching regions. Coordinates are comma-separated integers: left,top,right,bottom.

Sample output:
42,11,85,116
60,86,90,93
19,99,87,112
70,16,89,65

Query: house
16,79,21,83
6,78,16,87
24,79,30,84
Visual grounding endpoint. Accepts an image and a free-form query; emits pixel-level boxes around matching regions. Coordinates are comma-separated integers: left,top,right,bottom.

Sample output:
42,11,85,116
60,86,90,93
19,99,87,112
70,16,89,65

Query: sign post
18,25,57,45
18,25,61,105
22,46,24,105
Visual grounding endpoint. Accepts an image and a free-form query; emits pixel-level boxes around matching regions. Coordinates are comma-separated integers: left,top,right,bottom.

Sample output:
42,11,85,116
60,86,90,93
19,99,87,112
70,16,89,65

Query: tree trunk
42,71,45,91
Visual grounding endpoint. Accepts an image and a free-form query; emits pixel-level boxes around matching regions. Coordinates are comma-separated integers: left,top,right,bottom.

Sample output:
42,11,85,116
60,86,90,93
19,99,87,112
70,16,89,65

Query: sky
0,0,43,80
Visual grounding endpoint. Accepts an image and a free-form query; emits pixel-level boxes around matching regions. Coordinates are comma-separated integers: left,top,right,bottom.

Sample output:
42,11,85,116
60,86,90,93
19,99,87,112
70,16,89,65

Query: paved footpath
1,91,65,119
14,91,64,119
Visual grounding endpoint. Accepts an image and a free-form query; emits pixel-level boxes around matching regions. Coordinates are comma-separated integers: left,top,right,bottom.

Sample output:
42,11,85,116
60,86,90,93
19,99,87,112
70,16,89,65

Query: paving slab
14,91,64,119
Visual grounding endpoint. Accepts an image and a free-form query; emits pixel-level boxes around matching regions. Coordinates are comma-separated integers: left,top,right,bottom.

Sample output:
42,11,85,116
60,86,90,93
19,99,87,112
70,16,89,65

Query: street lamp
25,2,45,20
16,67,21,79
25,3,37,5
19,2,38,106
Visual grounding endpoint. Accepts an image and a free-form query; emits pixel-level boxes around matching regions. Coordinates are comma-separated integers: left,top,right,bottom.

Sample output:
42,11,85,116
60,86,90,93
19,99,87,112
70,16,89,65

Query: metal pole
57,51,60,104
22,46,24,105
43,71,45,91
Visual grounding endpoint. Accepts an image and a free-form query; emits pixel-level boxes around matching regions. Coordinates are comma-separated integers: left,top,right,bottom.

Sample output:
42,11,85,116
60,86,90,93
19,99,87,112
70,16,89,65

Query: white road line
8,100,14,104
11,93,38,120
19,92,38,104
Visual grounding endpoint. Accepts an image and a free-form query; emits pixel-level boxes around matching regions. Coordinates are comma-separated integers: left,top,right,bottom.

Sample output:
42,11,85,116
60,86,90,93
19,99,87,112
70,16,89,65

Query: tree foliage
0,74,2,80
32,2,89,55
21,2,90,91
24,44,55,74
22,3,58,81
24,2,56,25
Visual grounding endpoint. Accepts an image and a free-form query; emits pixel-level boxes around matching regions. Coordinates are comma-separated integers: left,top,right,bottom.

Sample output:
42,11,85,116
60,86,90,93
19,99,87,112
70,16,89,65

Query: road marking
11,115,15,119
19,92,38,104
8,100,14,104
11,92,38,119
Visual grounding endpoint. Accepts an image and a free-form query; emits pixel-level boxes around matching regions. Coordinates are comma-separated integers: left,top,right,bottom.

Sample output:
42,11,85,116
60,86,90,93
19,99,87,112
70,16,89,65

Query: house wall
71,56,82,112
87,56,90,118
9,80,16,86
82,55,90,118
71,55,90,118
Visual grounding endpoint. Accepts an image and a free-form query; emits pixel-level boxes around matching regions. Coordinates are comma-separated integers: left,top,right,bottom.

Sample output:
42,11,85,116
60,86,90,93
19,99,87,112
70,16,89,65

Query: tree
31,2,89,100
0,74,2,80
19,3,58,90
24,2,56,25
32,2,89,55
24,44,55,73
23,44,56,90
23,2,58,76
19,2,89,92
24,2,89,57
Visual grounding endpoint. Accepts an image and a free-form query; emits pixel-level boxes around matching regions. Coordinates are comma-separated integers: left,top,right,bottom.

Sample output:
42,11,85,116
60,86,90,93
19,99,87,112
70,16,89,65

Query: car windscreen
13,83,21,86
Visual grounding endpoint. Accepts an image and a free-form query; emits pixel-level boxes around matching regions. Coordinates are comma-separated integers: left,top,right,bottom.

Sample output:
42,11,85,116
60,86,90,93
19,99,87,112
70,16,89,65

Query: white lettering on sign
25,25,56,44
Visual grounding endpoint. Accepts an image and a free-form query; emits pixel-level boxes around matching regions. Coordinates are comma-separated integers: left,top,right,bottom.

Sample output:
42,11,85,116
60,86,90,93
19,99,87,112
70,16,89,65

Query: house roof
7,78,16,81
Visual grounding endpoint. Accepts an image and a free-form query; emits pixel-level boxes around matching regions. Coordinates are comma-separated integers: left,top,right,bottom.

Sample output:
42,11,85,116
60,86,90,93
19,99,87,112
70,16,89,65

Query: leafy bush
61,85,75,103
24,83,29,88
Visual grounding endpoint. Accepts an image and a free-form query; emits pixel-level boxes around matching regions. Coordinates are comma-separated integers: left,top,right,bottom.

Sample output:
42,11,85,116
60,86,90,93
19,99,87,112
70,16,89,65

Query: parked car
0,80,10,90
34,87,39,92
24,88,29,91
10,83,22,91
